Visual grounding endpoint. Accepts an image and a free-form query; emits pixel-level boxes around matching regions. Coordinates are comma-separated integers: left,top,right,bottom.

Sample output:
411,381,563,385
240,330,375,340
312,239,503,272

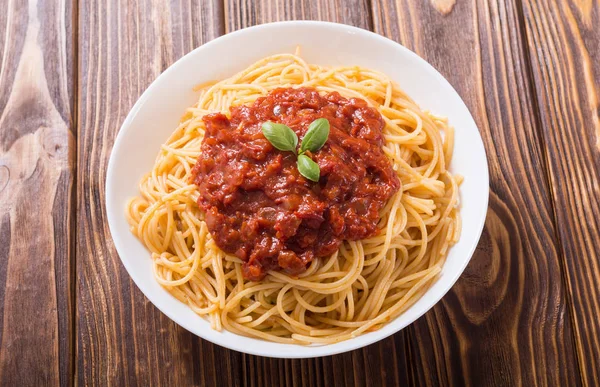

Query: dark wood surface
0,0,598,385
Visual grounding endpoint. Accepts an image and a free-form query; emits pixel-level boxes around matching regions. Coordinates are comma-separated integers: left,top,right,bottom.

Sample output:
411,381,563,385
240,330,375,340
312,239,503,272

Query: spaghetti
126,52,461,344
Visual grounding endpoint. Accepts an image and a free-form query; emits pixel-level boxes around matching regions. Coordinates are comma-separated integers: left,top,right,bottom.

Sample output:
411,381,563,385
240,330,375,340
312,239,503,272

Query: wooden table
1,0,599,385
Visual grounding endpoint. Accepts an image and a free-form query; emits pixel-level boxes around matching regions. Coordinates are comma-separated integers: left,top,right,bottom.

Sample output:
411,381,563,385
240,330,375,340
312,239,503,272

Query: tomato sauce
191,87,400,281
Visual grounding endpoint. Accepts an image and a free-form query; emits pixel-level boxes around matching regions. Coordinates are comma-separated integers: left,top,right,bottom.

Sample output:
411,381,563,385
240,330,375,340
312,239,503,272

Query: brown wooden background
0,0,599,385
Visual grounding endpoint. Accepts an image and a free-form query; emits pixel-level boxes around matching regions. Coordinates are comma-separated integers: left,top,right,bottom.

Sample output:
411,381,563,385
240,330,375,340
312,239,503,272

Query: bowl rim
106,20,489,358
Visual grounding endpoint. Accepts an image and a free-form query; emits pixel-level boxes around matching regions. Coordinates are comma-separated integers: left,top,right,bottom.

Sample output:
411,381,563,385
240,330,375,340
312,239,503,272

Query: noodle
125,52,461,344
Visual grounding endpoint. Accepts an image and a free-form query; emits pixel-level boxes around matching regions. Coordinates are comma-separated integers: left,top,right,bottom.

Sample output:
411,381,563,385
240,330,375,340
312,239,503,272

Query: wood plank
0,0,75,385
519,0,600,384
222,1,416,386
76,0,228,385
224,0,373,32
370,0,582,385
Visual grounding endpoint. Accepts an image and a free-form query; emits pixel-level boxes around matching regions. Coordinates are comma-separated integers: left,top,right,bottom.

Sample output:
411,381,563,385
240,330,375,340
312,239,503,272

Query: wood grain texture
520,0,600,384
76,0,227,385
370,0,582,385
224,0,373,32
0,0,75,385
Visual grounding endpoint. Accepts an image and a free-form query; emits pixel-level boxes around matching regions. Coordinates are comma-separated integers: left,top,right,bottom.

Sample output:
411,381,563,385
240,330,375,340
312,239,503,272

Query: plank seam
218,0,227,36
71,0,79,385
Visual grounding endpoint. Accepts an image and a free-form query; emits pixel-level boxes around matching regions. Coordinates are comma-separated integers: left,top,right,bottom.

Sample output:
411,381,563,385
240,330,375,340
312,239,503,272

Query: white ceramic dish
106,21,489,358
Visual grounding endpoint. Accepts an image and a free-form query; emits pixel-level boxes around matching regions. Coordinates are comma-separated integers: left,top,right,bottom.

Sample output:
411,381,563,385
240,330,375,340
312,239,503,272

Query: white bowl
106,21,489,358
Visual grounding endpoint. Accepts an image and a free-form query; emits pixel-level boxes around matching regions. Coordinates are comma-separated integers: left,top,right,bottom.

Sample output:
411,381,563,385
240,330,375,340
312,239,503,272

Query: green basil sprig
297,154,320,182
261,118,330,182
300,118,330,153
261,121,298,153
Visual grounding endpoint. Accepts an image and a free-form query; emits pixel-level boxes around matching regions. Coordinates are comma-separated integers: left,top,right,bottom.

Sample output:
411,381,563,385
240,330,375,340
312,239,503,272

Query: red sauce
191,87,400,281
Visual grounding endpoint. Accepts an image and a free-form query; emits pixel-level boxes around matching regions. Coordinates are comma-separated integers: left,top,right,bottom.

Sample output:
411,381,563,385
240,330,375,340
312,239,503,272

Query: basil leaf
297,154,320,182
261,121,298,153
300,118,330,153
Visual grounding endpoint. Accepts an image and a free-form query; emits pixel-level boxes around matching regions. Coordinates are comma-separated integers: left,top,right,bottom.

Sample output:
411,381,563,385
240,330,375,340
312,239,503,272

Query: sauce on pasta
191,87,400,281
